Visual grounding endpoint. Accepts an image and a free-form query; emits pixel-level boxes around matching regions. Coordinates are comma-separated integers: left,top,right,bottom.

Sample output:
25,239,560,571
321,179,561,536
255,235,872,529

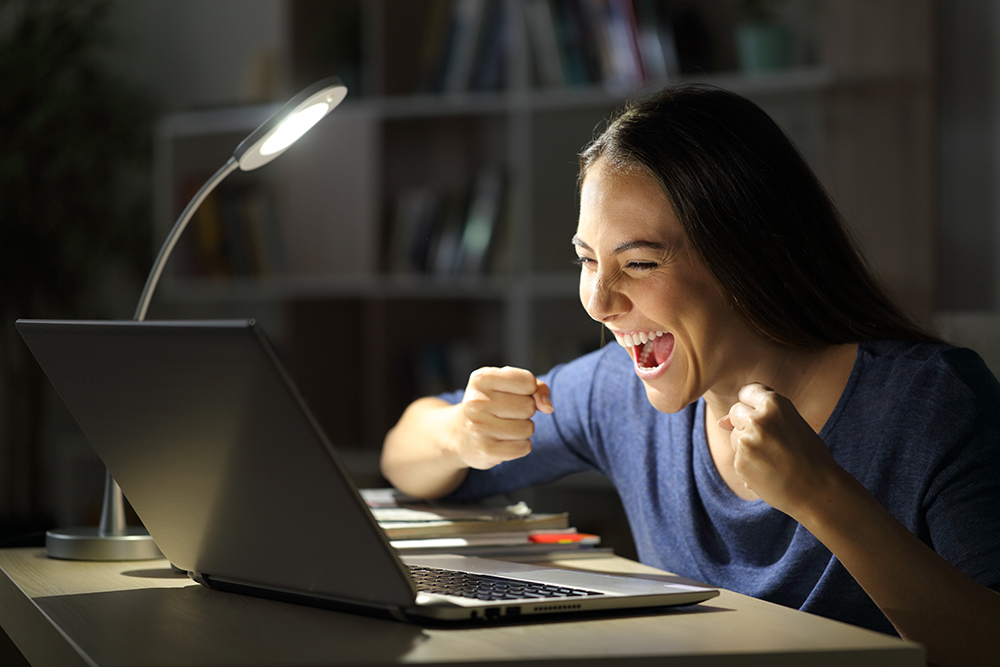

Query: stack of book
178,177,287,278
361,488,610,562
385,165,506,277
417,0,509,94
523,0,703,90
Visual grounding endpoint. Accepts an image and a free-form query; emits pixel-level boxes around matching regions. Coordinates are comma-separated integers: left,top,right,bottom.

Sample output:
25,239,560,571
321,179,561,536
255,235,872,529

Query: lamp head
233,76,347,171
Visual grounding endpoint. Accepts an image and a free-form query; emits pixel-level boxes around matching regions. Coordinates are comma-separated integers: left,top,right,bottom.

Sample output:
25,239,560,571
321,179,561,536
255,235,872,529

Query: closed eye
625,261,658,271
575,257,657,271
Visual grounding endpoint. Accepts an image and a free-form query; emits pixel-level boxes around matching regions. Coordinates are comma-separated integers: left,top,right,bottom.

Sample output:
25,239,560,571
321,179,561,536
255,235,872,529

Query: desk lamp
45,77,348,561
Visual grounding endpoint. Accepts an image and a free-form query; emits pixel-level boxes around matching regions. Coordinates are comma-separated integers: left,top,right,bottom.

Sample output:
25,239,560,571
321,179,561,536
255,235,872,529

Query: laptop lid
16,319,416,613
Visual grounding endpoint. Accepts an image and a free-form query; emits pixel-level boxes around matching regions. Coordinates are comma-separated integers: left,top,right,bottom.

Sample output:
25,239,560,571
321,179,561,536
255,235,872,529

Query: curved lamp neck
133,157,240,321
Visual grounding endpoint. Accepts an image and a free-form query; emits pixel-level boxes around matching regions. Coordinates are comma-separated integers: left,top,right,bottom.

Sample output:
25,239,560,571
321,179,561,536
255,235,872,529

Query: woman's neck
703,341,859,434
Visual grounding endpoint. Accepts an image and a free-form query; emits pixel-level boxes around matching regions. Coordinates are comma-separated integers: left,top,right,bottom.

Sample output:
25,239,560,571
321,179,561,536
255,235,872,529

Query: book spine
441,0,489,93
524,0,566,87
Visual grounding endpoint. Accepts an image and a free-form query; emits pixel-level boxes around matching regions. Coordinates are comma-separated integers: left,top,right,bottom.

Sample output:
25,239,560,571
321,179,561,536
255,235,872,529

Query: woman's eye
626,261,657,271
573,256,595,267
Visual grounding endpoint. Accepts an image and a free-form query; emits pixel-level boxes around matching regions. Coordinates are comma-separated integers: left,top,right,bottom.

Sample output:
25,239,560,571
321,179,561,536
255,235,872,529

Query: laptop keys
408,565,602,601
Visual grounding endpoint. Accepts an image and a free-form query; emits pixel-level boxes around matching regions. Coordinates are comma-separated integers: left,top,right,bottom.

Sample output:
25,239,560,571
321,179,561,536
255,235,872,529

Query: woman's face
575,158,756,413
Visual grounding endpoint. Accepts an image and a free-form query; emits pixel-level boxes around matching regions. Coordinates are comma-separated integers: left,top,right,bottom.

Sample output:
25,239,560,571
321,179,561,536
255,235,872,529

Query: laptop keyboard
408,565,603,601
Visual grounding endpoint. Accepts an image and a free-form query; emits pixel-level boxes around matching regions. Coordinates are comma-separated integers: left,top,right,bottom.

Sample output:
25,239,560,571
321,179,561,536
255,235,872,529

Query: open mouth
614,330,675,370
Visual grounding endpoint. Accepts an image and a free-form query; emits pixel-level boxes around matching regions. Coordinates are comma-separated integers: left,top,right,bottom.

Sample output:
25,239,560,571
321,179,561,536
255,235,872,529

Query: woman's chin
641,382,693,415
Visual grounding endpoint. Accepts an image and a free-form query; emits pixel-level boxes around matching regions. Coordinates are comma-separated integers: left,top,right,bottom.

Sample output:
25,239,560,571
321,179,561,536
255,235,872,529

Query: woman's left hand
721,384,1000,667
718,383,843,521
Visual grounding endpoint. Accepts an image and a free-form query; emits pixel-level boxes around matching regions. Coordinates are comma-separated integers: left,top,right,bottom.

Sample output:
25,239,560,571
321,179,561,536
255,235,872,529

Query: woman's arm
380,366,552,499
802,466,1000,667
723,383,1000,667
380,396,470,499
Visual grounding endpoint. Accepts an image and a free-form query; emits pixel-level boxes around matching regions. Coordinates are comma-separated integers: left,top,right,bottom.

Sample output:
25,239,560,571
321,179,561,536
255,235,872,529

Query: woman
381,85,1000,667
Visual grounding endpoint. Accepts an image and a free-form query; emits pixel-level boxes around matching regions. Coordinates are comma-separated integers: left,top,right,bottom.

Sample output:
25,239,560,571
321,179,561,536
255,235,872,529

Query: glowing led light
259,101,330,156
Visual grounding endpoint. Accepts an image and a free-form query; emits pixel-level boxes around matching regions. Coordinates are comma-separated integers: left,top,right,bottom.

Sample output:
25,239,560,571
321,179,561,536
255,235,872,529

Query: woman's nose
581,272,628,323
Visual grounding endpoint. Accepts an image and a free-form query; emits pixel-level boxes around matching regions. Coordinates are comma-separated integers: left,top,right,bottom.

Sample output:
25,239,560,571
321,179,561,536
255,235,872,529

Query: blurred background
0,0,996,557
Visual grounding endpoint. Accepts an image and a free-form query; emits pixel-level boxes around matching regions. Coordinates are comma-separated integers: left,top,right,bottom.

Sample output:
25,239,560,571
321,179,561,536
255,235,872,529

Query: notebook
16,318,718,622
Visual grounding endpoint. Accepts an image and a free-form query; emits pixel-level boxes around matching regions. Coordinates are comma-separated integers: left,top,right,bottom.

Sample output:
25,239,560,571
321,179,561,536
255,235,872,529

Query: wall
938,0,999,310
106,0,291,112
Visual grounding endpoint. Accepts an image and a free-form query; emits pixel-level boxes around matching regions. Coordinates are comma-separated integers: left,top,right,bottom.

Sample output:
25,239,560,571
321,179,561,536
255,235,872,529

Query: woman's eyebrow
572,236,666,255
612,240,667,254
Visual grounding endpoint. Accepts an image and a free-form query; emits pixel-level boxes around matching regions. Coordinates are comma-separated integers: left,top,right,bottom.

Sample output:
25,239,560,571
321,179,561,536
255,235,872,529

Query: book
428,199,467,276
182,182,287,278
441,0,489,93
607,0,645,87
187,185,229,278
389,533,608,560
240,184,287,276
634,0,680,80
361,489,611,560
420,0,510,94
416,0,455,93
524,0,566,87
389,166,506,277
386,186,440,274
390,529,601,551
455,166,505,275
375,507,570,540
523,0,682,90
361,488,569,539
468,0,507,91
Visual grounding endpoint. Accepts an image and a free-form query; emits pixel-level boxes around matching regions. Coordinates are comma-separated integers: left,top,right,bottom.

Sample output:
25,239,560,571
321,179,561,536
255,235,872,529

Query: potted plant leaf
0,0,153,538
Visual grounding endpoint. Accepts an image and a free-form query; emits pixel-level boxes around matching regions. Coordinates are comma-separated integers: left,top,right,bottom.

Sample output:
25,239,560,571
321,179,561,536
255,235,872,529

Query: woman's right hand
453,366,553,470
380,366,552,499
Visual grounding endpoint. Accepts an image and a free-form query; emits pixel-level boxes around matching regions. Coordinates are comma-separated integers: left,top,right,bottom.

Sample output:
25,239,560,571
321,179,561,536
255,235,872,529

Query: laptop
16,318,718,622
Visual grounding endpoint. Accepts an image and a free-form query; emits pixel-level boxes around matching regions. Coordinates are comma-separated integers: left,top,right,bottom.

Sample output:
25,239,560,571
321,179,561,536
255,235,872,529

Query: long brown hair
580,84,939,347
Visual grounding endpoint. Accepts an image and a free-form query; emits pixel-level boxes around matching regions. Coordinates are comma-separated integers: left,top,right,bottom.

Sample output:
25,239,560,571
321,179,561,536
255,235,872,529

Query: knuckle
469,366,502,387
462,399,489,421
464,421,489,441
761,393,782,412
502,394,534,419
502,366,536,389
735,433,759,455
732,450,747,476
513,439,533,457
511,419,535,440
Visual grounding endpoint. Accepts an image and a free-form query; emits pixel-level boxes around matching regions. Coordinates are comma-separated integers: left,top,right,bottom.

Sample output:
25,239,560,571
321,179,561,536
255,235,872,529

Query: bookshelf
150,0,936,475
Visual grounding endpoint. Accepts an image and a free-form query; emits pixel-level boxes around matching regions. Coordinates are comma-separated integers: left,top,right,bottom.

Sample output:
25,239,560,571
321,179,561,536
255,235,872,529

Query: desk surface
0,548,923,667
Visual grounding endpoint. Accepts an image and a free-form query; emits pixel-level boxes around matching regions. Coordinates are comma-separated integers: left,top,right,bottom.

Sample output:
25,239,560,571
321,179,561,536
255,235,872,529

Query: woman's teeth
614,331,666,348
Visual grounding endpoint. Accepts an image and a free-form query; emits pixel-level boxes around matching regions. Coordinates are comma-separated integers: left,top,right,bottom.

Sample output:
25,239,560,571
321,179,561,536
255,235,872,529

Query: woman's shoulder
858,338,999,400
845,339,1000,456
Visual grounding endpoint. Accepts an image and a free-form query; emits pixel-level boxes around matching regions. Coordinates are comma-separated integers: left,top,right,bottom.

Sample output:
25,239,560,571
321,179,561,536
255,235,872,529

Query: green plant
0,0,153,534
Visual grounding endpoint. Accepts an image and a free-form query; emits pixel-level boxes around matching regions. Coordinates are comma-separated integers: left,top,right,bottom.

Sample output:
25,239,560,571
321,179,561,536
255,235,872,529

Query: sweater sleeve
919,348,1000,591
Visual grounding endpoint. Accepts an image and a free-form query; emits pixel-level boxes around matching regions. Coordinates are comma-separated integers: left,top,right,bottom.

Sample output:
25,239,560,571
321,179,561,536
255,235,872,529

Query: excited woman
381,85,1000,667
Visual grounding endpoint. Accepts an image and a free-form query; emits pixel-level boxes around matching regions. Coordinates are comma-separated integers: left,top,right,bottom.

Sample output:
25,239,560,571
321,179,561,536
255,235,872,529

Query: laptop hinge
192,572,408,622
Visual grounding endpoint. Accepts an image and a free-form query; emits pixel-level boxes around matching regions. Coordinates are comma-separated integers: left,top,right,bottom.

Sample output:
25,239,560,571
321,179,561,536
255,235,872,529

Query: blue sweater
444,339,1000,635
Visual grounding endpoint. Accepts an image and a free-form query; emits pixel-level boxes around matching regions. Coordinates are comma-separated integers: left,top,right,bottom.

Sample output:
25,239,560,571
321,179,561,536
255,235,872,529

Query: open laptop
16,318,718,622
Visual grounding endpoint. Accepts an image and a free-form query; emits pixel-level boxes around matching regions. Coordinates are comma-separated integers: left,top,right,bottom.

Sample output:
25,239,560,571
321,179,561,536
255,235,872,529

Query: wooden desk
0,548,923,666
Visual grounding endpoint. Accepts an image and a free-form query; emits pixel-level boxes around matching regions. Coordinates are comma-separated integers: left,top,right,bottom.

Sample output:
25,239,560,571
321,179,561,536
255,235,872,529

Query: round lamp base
45,527,162,561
